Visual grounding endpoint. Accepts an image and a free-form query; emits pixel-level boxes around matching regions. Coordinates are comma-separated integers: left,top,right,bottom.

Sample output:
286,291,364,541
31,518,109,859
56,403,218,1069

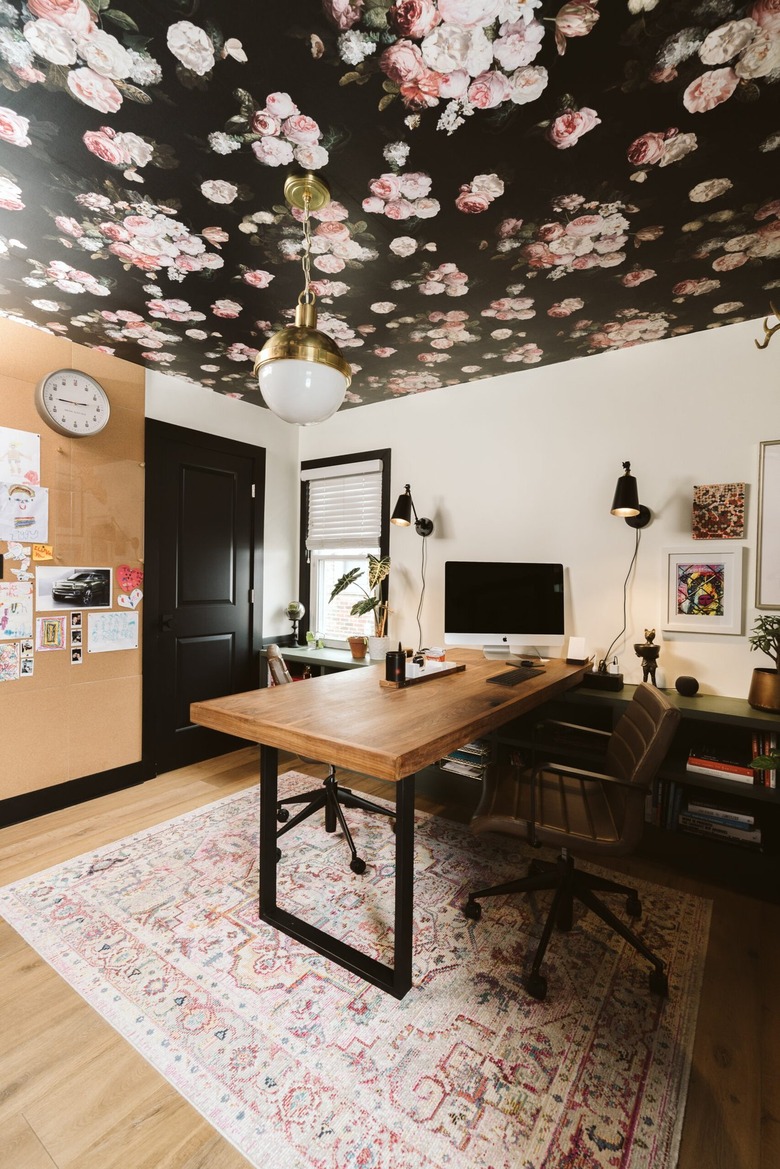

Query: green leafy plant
330,554,391,637
748,613,780,669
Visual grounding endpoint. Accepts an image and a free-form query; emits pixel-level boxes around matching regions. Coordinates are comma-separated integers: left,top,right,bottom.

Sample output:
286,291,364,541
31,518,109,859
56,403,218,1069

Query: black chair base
462,853,668,1001
276,770,395,874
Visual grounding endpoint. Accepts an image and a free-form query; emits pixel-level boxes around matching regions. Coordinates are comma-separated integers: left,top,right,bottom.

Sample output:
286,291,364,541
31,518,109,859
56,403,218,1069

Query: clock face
34,369,110,438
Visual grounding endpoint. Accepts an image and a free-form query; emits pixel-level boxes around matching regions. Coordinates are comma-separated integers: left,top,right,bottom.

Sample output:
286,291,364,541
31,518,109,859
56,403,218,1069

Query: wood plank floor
1,748,778,1169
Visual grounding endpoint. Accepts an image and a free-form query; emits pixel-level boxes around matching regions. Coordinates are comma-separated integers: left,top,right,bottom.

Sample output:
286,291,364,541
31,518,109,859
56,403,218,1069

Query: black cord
416,534,427,651
599,528,641,671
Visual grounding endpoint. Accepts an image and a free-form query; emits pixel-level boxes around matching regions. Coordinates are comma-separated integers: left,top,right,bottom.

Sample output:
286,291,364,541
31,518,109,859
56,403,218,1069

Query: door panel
144,421,264,774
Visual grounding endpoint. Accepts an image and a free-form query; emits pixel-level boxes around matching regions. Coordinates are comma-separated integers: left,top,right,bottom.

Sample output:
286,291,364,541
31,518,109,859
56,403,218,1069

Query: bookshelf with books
493,684,780,900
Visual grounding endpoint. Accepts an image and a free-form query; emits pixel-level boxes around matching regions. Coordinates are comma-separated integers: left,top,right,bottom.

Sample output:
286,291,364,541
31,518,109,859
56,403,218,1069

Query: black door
143,420,264,773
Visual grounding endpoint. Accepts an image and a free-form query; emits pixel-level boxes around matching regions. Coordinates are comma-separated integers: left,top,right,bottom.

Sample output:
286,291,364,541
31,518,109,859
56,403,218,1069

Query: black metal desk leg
393,773,415,997
259,744,278,916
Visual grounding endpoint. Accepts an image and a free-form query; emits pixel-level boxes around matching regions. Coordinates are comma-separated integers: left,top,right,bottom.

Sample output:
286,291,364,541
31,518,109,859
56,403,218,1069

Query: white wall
145,371,300,637
300,319,780,698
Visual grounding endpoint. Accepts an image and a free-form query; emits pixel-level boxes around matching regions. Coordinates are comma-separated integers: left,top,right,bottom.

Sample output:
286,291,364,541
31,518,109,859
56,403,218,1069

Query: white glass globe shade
258,359,347,425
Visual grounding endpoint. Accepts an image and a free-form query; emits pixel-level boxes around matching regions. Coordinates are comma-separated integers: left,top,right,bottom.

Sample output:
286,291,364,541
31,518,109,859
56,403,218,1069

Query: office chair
462,683,680,1000
267,644,395,874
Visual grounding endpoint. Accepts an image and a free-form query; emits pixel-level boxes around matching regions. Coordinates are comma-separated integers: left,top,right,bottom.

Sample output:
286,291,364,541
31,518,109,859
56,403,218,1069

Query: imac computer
444,561,565,659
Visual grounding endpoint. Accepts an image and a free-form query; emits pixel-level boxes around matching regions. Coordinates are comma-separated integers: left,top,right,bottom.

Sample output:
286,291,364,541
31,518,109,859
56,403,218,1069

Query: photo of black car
51,570,110,607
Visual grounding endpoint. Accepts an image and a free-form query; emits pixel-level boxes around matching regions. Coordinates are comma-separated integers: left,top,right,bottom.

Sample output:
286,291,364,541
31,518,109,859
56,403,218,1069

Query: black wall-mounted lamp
391,484,434,537
610,461,651,529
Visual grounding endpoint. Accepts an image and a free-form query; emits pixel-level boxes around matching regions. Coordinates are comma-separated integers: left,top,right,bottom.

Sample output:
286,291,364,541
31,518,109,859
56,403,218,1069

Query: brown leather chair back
605,683,680,786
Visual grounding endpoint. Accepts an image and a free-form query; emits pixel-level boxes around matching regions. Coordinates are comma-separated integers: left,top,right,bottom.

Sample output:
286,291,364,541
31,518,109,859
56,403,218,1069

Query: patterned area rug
0,773,710,1169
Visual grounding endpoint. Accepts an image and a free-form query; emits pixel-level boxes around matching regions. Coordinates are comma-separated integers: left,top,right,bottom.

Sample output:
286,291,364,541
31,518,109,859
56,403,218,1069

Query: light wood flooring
1,748,778,1169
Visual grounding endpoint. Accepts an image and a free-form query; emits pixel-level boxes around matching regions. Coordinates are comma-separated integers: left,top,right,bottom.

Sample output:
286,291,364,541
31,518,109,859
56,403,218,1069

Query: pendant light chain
301,191,313,305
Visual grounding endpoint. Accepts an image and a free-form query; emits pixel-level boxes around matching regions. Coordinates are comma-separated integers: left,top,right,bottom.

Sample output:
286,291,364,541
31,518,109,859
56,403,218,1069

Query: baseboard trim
0,761,153,829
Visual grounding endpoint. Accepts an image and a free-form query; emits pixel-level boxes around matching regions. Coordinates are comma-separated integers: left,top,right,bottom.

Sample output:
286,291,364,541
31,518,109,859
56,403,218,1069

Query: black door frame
142,419,265,776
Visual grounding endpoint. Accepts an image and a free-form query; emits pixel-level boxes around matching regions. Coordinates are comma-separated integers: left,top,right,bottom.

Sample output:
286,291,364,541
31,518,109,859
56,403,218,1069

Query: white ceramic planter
368,635,390,662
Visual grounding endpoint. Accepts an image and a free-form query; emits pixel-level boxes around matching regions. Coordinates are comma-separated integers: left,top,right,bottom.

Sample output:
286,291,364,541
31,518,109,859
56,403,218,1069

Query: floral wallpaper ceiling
0,0,778,412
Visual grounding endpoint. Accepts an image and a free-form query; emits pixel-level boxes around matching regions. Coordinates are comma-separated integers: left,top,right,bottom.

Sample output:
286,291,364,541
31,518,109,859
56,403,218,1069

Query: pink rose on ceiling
627,131,666,166
699,19,759,65
736,29,780,78
0,176,24,210
621,269,656,287
547,106,600,148
467,69,511,108
251,112,280,136
281,114,321,145
508,65,548,104
555,2,600,40
242,269,274,288
0,107,31,147
437,0,501,28
83,127,131,166
211,299,242,318
438,69,469,98
751,0,780,32
421,24,492,75
547,298,585,317
315,222,351,243
385,198,416,219
380,40,426,84
252,136,294,166
683,67,739,113
400,71,441,109
456,189,491,213
369,174,403,201
66,67,122,113
265,92,299,118
712,252,747,271
399,172,432,198
493,19,545,69
322,0,364,31
28,0,95,35
23,19,77,65
167,21,216,75
80,27,133,78
390,0,441,38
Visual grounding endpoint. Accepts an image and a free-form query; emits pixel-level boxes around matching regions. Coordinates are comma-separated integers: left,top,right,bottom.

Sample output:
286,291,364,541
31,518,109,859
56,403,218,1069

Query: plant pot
348,636,368,660
368,635,390,662
747,667,780,713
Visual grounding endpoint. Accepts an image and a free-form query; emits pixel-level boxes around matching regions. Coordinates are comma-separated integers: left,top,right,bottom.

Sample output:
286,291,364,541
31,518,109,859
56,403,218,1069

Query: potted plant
747,613,780,713
330,554,391,661
347,635,368,660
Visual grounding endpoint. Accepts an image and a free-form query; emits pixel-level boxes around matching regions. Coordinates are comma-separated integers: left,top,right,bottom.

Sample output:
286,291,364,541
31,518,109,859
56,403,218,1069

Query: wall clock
34,368,111,437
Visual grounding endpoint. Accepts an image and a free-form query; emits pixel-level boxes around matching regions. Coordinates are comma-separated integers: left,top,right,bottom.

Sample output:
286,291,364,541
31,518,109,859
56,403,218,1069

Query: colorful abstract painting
664,547,742,635
676,561,725,617
692,483,746,540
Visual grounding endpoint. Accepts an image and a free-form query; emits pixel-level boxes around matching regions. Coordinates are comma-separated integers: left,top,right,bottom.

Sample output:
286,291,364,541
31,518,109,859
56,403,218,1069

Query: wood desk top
191,650,590,783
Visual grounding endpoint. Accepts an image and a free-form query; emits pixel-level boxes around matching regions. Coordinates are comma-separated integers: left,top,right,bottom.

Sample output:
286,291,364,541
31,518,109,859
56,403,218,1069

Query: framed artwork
756,440,780,609
691,482,745,539
663,547,743,635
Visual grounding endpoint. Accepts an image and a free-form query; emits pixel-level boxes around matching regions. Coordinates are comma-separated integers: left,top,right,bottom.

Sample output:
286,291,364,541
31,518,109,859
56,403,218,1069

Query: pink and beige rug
0,773,710,1169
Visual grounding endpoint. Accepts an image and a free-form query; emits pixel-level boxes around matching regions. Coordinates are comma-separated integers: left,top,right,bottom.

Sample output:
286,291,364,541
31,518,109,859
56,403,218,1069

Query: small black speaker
675,675,699,697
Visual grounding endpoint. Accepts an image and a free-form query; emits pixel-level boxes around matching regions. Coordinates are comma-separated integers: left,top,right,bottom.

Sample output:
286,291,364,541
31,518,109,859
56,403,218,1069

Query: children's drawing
0,482,49,541
36,615,67,651
0,642,20,682
0,582,33,640
0,426,39,483
88,610,139,653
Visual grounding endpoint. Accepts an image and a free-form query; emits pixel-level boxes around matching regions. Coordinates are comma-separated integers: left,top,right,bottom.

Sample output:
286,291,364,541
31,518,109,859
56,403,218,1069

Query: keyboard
486,665,544,687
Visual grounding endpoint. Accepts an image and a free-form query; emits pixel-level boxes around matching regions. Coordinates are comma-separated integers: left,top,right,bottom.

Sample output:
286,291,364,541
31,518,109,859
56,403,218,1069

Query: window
299,450,391,646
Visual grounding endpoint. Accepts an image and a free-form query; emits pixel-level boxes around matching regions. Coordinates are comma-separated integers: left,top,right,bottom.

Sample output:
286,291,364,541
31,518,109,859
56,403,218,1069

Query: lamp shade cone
391,490,413,526
611,470,640,516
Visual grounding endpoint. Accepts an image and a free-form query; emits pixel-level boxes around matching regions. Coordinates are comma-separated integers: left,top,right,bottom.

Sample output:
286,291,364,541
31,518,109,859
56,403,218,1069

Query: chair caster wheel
276,847,281,862
525,971,547,1001
649,968,669,997
626,894,642,918
276,808,289,823
462,899,482,921
350,857,366,875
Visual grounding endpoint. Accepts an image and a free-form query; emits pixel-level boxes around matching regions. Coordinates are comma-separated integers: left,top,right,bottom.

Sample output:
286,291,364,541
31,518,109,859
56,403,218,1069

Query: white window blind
303,460,383,551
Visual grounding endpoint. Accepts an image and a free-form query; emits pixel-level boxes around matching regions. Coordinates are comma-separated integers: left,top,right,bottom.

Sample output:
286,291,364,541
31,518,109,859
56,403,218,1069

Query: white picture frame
663,546,743,635
756,440,780,609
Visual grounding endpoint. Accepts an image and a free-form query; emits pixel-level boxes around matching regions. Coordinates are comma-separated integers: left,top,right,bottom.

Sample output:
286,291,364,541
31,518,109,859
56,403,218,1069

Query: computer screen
443,561,565,655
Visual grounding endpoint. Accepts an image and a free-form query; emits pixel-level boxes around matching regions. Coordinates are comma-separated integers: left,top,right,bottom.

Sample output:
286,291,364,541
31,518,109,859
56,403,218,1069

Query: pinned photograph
37,566,111,611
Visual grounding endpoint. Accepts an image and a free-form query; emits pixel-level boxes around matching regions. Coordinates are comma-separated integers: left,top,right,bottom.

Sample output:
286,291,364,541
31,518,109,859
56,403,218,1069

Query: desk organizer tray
380,661,465,688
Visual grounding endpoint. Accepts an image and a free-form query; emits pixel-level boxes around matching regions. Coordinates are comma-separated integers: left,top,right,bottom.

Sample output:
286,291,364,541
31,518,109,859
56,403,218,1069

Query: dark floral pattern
0,0,777,409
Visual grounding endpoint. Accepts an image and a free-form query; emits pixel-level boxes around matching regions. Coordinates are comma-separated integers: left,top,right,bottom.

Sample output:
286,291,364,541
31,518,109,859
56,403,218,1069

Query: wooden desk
191,650,589,998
